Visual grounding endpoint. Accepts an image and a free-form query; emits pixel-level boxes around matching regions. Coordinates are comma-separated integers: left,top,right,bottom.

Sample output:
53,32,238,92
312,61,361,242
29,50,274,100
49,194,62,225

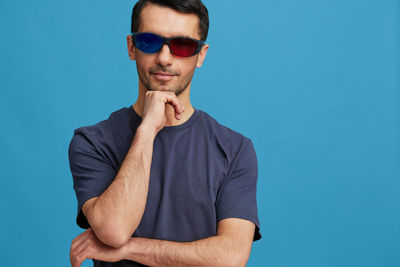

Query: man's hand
141,91,184,134
70,228,129,267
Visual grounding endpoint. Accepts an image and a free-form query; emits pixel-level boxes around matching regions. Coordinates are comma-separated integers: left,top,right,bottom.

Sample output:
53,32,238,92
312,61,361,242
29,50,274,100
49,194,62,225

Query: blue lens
135,33,163,53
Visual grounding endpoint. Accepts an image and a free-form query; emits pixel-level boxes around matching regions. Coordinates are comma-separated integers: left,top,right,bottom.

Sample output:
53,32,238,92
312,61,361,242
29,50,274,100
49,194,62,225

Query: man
68,0,261,266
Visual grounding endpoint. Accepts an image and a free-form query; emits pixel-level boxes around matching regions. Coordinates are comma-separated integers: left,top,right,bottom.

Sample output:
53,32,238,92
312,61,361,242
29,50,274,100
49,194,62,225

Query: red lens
170,38,198,57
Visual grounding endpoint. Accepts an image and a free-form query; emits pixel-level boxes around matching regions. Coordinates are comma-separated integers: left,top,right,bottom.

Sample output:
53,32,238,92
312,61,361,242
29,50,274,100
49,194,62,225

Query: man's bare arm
125,218,255,267
70,218,255,267
81,91,184,248
81,125,155,248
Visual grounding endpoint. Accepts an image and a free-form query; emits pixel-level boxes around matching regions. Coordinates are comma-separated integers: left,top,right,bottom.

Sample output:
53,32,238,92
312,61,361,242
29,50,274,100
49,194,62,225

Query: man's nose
155,44,173,67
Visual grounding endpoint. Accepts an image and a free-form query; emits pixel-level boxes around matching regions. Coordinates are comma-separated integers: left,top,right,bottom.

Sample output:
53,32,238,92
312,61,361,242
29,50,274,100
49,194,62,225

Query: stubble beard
137,63,196,96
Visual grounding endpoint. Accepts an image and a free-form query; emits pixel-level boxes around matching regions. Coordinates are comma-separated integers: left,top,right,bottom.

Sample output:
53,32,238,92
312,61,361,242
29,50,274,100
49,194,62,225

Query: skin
128,3,209,127
70,3,256,267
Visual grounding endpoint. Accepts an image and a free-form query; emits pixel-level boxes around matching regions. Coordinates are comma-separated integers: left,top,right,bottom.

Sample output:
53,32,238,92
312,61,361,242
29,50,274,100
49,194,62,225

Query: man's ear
127,35,136,60
196,44,209,68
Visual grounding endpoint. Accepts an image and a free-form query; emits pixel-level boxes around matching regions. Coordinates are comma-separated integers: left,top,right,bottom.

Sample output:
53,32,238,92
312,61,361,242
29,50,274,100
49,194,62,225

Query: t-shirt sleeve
68,130,117,229
216,138,261,241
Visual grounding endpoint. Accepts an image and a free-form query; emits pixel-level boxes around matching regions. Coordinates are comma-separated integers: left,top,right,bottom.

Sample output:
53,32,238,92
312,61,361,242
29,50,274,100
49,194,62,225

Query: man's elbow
83,199,137,248
91,222,132,248
99,232,130,249
222,240,251,267
225,252,250,267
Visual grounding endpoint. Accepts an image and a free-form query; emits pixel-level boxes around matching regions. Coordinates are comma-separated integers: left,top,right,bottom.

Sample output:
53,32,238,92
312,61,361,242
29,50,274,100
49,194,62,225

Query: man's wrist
136,123,158,139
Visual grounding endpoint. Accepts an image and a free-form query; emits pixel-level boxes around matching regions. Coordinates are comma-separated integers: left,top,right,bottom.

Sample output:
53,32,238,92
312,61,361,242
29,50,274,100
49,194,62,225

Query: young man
68,0,261,266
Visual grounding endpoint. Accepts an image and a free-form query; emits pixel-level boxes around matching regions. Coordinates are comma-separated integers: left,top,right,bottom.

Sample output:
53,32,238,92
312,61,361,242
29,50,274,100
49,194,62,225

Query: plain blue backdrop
0,0,399,266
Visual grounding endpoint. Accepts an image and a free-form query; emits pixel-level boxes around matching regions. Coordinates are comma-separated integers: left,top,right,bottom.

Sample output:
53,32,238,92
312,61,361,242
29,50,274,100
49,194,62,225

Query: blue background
1,0,399,266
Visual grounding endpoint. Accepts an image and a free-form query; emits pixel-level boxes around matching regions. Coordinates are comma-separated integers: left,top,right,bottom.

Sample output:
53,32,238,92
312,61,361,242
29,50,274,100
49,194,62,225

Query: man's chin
148,86,184,95
149,87,174,92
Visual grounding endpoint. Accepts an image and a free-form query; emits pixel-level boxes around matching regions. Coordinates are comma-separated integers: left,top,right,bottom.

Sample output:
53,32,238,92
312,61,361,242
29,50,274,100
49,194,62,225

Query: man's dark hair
131,0,209,41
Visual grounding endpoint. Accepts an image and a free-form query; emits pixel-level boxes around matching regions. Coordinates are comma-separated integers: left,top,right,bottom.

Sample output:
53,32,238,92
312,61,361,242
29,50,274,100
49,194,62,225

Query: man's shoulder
68,106,138,167
73,107,134,139
197,109,253,151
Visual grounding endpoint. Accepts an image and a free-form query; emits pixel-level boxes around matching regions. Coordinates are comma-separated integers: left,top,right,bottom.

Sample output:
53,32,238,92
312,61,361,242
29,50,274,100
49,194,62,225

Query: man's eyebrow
141,31,198,39
174,34,193,38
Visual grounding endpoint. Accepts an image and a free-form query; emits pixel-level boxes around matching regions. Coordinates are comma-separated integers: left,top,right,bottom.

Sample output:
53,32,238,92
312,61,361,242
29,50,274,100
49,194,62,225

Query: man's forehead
138,3,201,39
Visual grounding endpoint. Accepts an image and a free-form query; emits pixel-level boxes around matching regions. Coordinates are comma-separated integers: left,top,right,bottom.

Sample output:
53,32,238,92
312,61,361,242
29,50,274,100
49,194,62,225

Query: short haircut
131,0,209,41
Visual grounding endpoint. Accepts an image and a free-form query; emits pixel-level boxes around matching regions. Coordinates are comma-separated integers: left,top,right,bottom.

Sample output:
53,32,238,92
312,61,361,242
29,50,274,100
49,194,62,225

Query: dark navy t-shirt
68,106,261,266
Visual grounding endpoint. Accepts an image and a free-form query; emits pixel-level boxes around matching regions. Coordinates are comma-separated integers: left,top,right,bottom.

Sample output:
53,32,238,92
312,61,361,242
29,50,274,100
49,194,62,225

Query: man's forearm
125,235,248,267
86,125,156,247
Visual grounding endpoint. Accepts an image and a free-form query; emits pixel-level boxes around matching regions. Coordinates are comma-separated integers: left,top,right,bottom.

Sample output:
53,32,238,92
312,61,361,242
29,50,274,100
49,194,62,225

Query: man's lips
151,72,176,81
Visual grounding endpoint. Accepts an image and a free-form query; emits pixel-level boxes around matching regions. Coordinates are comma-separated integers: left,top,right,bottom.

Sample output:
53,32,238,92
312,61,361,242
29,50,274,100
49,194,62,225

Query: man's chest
133,134,230,241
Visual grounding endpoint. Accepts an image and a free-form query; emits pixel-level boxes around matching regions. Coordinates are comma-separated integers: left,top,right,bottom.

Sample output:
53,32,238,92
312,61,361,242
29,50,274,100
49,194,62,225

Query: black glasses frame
131,32,205,57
